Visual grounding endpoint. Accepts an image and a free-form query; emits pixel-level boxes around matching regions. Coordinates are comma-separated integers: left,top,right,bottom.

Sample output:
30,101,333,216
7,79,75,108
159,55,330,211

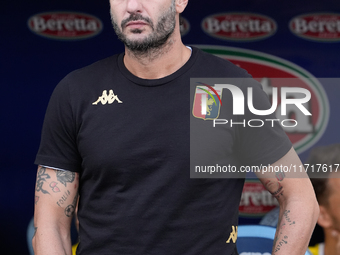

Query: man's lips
126,21,148,29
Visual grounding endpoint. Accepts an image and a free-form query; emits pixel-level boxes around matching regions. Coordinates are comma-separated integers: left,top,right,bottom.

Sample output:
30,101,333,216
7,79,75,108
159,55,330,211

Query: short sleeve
35,76,81,172
236,78,292,167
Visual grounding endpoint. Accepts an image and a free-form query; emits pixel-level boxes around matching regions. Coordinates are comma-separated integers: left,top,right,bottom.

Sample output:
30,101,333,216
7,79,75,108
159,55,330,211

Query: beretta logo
201,12,277,41
196,45,329,154
289,13,340,42
28,11,103,40
239,179,278,217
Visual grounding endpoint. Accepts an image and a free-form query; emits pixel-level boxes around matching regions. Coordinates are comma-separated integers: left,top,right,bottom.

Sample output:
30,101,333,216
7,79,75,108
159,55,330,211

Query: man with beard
33,0,319,254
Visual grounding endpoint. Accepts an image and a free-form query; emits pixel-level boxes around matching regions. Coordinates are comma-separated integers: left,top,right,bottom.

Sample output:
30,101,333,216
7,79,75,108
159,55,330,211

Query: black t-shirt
35,47,291,255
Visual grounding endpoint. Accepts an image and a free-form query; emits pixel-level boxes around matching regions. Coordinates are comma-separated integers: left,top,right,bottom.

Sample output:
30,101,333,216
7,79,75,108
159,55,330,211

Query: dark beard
111,3,176,54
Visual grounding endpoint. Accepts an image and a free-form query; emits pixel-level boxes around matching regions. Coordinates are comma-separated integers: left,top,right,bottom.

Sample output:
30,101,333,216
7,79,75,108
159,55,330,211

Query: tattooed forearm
283,210,295,226
36,167,50,194
273,209,296,254
274,236,288,253
274,222,289,253
56,170,75,187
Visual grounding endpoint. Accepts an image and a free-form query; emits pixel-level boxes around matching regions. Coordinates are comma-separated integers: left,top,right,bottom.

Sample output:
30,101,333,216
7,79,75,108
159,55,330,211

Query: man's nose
126,0,143,14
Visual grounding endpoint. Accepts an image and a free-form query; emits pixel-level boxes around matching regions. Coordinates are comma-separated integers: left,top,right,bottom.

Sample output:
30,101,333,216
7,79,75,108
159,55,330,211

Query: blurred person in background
308,144,340,255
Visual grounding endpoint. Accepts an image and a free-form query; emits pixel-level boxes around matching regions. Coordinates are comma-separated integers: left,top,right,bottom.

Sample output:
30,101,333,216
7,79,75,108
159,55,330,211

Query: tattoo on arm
64,192,78,217
283,210,295,226
271,183,284,199
65,204,75,217
273,210,296,254
275,170,285,181
35,196,39,204
274,236,288,253
72,191,78,207
56,190,71,207
49,181,61,193
264,180,284,199
56,171,75,187
36,167,50,194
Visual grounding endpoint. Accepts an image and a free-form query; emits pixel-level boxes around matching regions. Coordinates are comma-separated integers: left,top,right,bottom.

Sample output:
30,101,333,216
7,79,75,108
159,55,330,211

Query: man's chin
122,31,173,53
124,35,152,46
129,28,143,34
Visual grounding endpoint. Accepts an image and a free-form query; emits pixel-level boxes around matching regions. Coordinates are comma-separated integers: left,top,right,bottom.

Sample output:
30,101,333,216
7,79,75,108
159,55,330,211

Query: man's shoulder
53,54,121,94
191,46,251,78
67,54,120,80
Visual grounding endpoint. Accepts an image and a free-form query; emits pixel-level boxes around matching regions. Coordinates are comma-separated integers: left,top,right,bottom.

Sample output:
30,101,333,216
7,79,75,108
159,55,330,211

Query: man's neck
123,32,191,79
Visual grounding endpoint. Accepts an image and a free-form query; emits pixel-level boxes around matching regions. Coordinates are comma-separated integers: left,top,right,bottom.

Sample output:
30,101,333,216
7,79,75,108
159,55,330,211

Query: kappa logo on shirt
226,226,238,243
92,89,123,105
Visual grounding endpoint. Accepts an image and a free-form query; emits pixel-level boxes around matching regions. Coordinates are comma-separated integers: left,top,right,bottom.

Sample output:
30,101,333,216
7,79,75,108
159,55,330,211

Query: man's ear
176,0,188,14
318,205,333,228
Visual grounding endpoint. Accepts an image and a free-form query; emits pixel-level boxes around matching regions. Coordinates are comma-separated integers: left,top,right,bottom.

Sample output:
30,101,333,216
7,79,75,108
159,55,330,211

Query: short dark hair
306,144,340,205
